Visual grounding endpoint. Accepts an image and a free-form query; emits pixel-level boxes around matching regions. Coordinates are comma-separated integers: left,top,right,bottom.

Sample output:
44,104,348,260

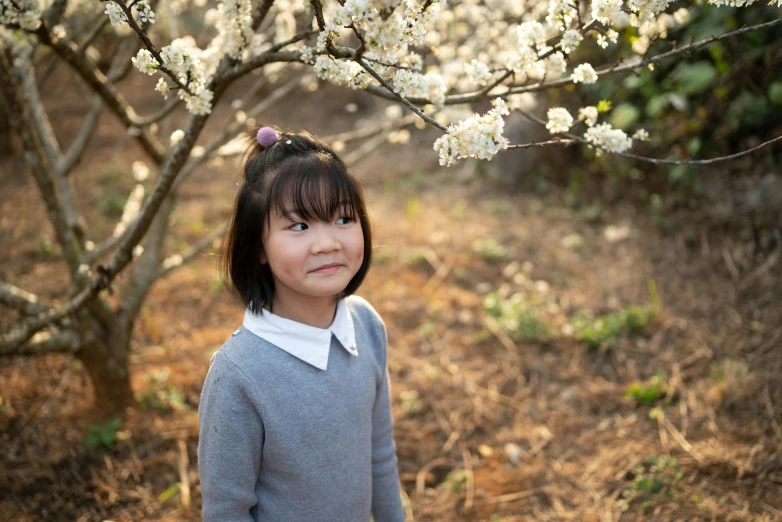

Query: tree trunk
78,323,134,416
0,93,17,157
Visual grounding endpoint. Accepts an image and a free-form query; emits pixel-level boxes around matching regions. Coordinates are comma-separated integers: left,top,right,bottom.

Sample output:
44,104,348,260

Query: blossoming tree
1,0,780,412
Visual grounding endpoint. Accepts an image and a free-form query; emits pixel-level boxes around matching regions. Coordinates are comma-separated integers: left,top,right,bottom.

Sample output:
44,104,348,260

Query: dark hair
220,126,373,315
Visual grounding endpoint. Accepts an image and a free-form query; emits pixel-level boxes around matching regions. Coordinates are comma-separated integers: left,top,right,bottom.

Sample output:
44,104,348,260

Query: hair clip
256,127,279,148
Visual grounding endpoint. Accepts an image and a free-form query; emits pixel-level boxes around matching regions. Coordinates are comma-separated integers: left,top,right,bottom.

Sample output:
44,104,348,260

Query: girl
198,126,406,522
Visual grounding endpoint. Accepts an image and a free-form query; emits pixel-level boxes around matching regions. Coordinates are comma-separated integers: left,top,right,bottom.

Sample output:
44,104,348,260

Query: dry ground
1,69,781,521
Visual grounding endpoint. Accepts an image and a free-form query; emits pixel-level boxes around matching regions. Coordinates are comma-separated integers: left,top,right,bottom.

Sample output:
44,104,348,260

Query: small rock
504,442,524,464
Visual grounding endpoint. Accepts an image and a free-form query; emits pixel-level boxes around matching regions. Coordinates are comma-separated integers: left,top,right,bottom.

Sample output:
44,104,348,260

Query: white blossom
132,161,150,182
300,46,315,64
155,78,171,99
131,49,157,75
584,123,633,154
104,1,127,27
579,106,599,127
559,30,583,54
517,21,547,48
632,128,650,141
572,63,598,84
393,69,419,97
134,0,155,24
1,0,42,30
433,98,510,166
170,130,185,145
465,60,493,86
546,107,573,134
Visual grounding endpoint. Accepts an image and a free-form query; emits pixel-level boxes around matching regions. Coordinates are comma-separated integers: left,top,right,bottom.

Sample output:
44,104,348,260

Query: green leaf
158,483,181,502
768,82,782,106
597,100,612,113
645,95,669,118
670,61,718,97
609,103,640,130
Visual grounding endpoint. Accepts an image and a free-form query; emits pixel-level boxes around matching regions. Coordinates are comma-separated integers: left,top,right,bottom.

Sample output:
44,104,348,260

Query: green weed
620,456,684,513
483,292,553,341
472,238,508,262
571,281,659,350
372,245,393,265
626,374,667,406
400,247,429,267
85,418,122,451
134,369,188,413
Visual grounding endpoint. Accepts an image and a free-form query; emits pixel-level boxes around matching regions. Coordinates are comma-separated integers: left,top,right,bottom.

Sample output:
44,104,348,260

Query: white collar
242,298,357,371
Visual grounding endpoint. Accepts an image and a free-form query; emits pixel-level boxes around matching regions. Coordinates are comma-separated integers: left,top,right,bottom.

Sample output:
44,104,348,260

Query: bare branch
251,0,276,31
174,78,300,191
17,54,62,167
35,26,165,163
505,138,576,150
0,328,81,356
117,196,175,324
59,96,102,177
0,51,83,273
590,134,782,165
154,224,226,281
0,282,51,316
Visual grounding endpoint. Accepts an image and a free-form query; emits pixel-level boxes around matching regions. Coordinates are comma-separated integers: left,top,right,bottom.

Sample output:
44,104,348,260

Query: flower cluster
546,107,573,134
1,0,42,30
314,56,371,90
104,1,127,27
584,122,633,154
135,0,155,25
131,49,157,75
215,0,253,59
578,106,599,127
433,98,510,167
571,63,598,84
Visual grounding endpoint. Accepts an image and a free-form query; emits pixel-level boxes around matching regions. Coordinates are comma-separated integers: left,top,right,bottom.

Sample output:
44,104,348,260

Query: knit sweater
197,295,406,522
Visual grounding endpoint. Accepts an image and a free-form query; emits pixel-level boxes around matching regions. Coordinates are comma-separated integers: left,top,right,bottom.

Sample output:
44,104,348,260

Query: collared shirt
241,298,357,371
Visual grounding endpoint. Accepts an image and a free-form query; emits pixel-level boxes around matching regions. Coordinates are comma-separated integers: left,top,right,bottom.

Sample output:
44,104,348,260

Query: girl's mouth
312,264,342,274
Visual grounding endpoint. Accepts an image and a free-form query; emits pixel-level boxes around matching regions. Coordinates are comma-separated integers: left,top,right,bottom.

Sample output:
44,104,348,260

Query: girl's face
262,202,364,304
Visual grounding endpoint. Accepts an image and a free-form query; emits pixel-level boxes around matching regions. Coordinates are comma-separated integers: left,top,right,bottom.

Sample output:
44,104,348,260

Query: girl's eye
337,216,353,225
290,223,308,231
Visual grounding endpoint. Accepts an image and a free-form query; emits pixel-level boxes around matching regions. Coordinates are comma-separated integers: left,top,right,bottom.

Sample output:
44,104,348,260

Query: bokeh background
2,2,782,521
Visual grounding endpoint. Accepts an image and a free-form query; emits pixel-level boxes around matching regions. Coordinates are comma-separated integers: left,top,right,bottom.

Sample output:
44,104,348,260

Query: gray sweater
198,295,406,522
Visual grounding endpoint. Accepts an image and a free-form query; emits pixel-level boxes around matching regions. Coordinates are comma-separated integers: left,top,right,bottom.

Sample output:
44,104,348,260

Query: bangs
269,153,361,224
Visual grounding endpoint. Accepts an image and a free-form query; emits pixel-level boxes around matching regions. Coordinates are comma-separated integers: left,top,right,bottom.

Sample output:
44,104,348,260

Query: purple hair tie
256,127,279,148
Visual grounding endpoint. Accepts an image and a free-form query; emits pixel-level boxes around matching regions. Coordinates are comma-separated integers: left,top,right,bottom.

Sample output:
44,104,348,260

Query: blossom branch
356,58,448,132
110,0,193,96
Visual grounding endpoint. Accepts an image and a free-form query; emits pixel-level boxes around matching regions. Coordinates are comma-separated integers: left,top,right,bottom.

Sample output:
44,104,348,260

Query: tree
0,0,779,414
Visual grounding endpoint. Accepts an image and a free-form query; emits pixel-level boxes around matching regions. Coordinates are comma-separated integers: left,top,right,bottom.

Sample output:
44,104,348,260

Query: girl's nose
310,226,341,253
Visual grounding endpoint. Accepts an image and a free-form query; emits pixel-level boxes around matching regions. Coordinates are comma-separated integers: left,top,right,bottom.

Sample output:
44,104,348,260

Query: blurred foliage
566,4,782,197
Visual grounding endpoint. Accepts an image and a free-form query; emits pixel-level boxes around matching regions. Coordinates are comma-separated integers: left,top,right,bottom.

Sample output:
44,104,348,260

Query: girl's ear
259,254,267,264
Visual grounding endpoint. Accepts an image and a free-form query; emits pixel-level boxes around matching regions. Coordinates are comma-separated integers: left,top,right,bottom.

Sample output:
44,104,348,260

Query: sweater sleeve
371,321,406,522
198,350,264,522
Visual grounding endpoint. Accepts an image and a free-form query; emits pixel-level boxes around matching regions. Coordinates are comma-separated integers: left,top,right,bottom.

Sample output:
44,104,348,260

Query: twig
462,447,474,511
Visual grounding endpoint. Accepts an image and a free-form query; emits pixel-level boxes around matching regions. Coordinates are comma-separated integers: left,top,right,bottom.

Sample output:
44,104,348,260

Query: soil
1,64,781,522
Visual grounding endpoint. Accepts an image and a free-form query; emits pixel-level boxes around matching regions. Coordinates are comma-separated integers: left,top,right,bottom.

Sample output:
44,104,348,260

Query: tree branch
35,25,165,163
0,328,81,356
0,282,51,316
154,224,226,281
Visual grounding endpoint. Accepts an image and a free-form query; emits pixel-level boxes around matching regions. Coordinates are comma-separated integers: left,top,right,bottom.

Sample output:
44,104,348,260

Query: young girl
198,126,406,522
